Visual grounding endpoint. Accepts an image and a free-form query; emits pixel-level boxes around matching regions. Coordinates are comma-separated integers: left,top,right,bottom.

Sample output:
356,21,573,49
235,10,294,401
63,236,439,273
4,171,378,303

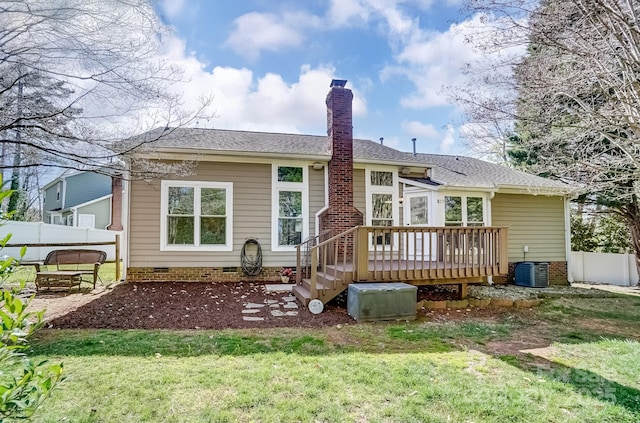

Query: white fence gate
0,221,121,261
571,251,638,287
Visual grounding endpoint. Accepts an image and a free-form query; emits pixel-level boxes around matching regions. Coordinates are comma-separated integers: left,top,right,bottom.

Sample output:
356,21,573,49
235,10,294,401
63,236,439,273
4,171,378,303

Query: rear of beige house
127,160,327,282
126,162,570,285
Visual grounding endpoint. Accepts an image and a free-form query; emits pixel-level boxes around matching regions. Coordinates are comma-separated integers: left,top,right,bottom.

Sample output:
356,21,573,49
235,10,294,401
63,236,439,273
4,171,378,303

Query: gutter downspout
564,195,574,284
487,191,495,285
122,171,131,282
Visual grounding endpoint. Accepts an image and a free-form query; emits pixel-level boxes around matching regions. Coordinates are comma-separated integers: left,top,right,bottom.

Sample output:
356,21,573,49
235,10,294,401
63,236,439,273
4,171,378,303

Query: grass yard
20,293,640,422
8,262,122,286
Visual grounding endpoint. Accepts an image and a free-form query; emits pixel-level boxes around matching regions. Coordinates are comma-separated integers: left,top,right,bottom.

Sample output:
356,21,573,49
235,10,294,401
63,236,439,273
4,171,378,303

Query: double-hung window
272,165,308,251
160,181,233,251
444,195,485,227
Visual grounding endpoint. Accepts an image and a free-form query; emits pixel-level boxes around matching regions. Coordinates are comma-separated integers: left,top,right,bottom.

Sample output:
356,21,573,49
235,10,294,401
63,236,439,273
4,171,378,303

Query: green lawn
20,295,640,422
7,262,122,286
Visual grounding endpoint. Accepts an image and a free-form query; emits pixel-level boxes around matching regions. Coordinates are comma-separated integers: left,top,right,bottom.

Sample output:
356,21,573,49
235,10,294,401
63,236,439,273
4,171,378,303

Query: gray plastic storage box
347,283,417,322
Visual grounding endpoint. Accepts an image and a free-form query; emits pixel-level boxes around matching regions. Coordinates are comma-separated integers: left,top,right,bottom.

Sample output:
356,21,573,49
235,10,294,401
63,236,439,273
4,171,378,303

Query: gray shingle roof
133,127,568,192
411,153,569,191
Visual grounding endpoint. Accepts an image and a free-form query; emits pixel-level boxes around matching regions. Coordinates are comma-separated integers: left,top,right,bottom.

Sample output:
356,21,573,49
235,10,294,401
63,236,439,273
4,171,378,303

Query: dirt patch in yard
25,285,116,321
46,282,354,330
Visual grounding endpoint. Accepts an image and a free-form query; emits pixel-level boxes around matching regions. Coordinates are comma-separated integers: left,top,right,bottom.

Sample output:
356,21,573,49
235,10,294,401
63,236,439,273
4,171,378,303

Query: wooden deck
293,226,508,306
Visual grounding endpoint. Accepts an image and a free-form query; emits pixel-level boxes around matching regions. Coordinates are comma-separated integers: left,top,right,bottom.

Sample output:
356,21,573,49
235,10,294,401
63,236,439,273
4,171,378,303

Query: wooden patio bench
34,249,107,291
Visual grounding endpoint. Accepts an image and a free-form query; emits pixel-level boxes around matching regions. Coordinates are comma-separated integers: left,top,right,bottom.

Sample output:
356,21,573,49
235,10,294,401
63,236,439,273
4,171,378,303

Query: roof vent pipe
379,137,384,145
411,138,417,157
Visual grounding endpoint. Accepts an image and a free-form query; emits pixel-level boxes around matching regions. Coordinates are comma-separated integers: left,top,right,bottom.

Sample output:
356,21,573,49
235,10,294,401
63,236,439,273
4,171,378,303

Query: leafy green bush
0,178,63,420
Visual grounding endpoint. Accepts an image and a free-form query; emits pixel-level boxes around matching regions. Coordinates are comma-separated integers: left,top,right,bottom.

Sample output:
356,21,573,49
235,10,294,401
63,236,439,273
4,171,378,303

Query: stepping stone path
241,293,302,321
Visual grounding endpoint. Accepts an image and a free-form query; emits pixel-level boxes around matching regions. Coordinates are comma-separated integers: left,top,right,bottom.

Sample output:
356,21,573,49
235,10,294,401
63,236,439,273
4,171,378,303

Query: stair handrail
309,226,359,299
295,229,333,283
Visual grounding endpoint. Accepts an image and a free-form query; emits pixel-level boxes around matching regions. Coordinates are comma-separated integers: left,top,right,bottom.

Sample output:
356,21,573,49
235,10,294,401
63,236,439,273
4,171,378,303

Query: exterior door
78,214,96,229
404,192,436,260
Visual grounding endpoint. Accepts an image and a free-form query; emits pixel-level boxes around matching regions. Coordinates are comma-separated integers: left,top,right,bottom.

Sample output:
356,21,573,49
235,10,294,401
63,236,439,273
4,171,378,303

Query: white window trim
365,169,400,250
271,164,309,252
160,180,233,252
49,212,62,225
404,191,432,227
442,192,488,227
365,169,399,226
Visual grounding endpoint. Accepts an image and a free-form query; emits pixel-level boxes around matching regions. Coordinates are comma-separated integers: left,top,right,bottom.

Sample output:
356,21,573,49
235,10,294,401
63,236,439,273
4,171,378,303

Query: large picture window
272,165,308,251
161,181,233,251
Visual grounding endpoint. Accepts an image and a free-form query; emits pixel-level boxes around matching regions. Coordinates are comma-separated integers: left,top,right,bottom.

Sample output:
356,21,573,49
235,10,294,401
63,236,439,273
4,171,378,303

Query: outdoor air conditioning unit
514,262,549,288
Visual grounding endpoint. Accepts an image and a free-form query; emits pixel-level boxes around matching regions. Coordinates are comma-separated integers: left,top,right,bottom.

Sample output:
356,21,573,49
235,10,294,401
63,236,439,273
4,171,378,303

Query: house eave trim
138,149,330,162
496,185,570,195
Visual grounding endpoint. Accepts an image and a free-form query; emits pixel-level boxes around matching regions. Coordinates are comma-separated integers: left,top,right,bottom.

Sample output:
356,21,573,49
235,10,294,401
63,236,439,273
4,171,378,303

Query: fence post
115,234,121,281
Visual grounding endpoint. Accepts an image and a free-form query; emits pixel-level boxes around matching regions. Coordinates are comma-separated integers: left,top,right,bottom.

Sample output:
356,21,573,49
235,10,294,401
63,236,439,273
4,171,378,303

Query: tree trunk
7,146,22,219
622,198,640,287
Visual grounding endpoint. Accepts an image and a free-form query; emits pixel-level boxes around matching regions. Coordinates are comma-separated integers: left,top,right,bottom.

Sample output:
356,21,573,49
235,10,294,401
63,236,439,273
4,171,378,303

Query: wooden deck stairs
293,264,354,306
292,226,509,308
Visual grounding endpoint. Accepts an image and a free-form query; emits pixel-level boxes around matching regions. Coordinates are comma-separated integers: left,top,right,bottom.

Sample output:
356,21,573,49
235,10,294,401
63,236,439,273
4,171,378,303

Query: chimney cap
330,79,348,88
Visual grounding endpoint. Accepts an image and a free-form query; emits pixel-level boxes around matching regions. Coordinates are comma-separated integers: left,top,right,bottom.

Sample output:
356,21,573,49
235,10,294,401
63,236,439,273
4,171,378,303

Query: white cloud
224,12,322,61
401,120,439,139
400,120,459,153
385,13,526,109
440,124,455,153
161,36,366,134
327,0,420,39
159,0,188,20
326,0,371,27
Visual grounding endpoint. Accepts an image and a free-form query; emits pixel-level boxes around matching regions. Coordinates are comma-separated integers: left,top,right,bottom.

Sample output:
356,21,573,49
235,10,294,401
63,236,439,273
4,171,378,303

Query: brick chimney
319,79,363,236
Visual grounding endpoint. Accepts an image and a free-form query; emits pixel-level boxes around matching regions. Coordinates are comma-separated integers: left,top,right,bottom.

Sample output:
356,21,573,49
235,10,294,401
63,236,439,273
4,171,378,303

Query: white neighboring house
42,170,123,230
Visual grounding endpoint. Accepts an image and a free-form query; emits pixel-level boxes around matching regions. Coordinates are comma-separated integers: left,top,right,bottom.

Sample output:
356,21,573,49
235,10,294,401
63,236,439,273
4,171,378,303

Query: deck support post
458,283,468,299
356,227,369,281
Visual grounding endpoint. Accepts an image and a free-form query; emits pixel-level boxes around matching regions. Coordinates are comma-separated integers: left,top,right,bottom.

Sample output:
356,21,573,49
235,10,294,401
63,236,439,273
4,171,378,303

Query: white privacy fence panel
0,221,121,261
571,251,638,287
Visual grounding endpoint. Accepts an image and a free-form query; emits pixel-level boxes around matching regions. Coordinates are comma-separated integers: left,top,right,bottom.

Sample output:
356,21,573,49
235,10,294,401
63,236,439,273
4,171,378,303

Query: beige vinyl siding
129,161,271,267
354,168,365,215
308,165,325,237
129,161,327,268
491,193,566,262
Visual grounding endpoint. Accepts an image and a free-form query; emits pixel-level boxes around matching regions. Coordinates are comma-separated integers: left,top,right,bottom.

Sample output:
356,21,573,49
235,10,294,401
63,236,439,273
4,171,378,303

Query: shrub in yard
0,179,63,420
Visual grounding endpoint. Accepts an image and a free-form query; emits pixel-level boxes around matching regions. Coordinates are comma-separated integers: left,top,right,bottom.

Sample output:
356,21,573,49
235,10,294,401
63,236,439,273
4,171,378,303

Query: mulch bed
48,282,354,330
47,282,508,330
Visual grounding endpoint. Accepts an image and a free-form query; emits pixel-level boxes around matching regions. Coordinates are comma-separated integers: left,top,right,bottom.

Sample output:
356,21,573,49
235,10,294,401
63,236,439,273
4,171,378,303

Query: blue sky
155,0,490,155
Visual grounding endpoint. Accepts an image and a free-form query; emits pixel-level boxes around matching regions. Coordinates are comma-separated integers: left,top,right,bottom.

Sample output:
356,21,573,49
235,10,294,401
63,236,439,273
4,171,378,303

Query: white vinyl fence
1,221,121,261
571,251,638,287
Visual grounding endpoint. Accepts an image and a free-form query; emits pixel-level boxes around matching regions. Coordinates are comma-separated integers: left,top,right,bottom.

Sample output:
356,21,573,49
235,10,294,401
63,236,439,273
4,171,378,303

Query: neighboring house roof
133,127,569,193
